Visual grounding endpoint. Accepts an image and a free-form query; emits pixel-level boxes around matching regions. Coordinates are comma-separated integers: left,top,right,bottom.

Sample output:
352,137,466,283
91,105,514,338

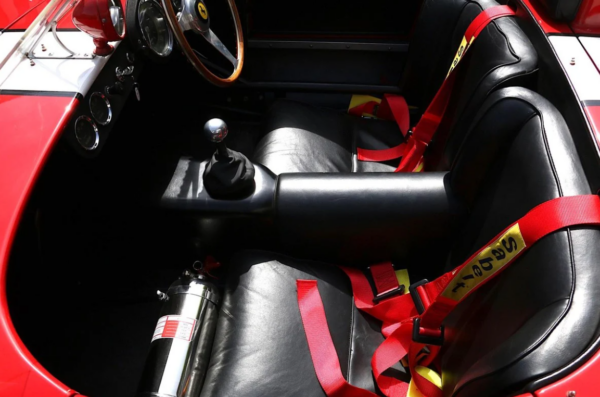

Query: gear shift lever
204,118,230,157
202,118,255,198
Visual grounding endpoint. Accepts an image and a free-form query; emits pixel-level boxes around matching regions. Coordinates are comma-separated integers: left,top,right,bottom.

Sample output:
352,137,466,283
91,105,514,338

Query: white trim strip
0,31,117,96
549,35,600,102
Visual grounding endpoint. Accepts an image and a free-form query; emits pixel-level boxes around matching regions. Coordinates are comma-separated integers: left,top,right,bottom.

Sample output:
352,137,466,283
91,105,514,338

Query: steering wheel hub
180,0,210,33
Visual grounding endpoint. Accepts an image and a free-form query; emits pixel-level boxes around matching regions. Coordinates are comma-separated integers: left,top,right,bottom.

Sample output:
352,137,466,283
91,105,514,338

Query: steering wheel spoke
201,29,238,67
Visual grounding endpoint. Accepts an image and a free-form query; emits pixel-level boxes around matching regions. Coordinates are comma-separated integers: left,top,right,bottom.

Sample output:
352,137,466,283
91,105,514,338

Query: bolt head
567,391,576,397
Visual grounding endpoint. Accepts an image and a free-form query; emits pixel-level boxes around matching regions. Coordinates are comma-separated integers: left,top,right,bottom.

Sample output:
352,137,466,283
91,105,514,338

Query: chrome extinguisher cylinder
137,270,220,397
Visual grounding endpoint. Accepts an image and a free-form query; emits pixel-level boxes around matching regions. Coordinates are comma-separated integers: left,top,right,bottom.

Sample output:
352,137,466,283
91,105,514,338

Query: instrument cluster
69,0,178,155
127,0,177,61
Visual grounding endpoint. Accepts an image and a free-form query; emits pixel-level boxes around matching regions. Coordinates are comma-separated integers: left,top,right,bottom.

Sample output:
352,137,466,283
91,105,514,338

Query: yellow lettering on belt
446,36,475,77
441,223,526,301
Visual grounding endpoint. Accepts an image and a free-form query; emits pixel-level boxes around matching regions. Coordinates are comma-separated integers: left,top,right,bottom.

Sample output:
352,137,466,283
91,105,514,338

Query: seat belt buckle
372,284,406,304
412,317,444,346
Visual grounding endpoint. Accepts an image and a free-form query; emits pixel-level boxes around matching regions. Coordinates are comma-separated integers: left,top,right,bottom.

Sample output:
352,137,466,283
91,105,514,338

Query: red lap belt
351,5,515,170
297,194,600,397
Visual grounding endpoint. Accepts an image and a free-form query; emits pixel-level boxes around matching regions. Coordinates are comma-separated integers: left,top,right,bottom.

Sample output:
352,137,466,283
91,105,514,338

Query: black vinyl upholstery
441,88,599,396
254,0,538,175
200,88,600,397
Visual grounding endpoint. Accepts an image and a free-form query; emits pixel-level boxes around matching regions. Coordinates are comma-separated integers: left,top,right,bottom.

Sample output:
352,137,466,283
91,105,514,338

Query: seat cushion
199,251,401,397
253,100,401,175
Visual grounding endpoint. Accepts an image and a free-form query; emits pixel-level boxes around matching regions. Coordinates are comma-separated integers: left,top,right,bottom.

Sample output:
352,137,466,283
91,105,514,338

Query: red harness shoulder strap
352,5,515,168
395,4,515,172
297,194,600,397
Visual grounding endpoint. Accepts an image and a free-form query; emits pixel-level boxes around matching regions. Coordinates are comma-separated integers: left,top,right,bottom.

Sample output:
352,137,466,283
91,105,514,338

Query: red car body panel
0,0,47,29
573,0,600,34
0,95,79,397
0,0,76,30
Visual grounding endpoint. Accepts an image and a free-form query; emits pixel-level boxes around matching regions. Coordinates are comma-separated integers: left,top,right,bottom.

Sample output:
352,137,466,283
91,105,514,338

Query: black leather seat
199,88,600,397
253,0,538,175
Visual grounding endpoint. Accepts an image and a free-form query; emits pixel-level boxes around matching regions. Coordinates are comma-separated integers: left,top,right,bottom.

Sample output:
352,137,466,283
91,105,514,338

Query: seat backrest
400,0,538,170
440,87,600,396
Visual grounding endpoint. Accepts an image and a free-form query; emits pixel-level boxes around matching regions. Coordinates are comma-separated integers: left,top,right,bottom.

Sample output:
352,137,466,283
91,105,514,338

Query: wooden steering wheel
161,0,244,87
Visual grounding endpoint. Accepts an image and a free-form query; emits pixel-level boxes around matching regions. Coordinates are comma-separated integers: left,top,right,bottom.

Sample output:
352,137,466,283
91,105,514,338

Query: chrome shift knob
204,118,228,143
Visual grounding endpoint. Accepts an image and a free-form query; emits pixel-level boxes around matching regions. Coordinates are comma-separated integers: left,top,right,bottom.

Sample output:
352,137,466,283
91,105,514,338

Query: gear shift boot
204,148,255,198
202,118,256,199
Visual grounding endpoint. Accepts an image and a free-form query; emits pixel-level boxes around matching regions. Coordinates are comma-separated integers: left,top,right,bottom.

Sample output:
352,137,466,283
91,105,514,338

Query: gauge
138,0,174,57
109,0,125,37
89,92,112,126
74,116,100,151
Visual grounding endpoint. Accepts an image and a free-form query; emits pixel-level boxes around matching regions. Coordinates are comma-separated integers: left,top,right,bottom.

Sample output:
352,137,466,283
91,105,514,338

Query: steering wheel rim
161,0,245,87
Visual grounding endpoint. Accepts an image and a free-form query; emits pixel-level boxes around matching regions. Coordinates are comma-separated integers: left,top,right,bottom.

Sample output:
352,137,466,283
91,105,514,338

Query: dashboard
66,0,179,157
65,41,143,157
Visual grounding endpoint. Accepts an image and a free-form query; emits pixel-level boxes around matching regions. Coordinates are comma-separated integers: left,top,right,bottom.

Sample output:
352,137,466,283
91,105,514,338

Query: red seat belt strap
354,94,410,162
396,5,515,172
371,195,600,396
354,6,515,168
297,195,600,397
379,94,411,136
297,280,379,397
358,144,407,162
419,194,600,331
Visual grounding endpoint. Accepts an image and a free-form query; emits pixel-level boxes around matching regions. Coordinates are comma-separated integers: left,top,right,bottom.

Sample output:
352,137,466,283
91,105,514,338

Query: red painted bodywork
0,0,47,29
0,95,80,397
0,0,77,30
534,348,600,396
572,0,600,34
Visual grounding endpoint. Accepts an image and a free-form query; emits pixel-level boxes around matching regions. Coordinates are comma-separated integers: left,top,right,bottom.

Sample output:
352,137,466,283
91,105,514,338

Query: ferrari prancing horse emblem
197,2,208,21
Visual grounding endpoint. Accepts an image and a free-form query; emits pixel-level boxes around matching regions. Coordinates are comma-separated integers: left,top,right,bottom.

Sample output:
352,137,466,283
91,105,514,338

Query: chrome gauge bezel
138,0,174,58
74,116,100,151
89,92,112,126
